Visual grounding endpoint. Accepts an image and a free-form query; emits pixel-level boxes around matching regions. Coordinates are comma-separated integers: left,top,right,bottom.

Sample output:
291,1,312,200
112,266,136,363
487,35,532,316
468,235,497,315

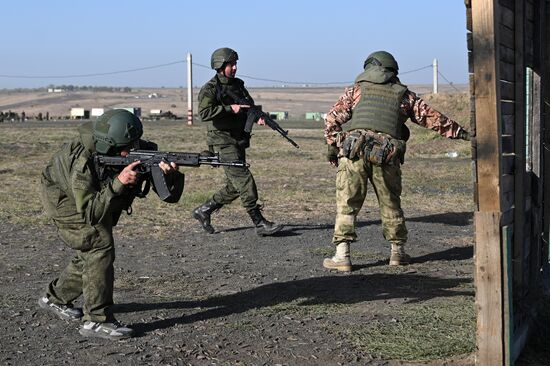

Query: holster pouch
340,129,406,166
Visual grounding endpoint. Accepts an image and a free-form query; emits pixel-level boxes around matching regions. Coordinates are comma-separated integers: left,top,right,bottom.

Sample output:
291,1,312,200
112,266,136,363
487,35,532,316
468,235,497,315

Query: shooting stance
38,109,184,340
192,47,283,236
324,51,471,272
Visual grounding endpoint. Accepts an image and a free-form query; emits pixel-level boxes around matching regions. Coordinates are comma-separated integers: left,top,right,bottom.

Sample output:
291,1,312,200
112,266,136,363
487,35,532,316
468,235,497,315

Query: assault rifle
94,150,248,201
225,89,299,149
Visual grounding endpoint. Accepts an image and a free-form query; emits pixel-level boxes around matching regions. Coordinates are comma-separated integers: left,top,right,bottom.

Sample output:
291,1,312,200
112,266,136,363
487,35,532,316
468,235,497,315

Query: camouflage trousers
332,157,408,245
211,143,259,211
46,223,115,323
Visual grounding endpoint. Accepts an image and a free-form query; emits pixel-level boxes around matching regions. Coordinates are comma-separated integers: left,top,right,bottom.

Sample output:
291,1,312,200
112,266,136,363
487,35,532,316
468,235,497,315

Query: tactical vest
349,80,408,139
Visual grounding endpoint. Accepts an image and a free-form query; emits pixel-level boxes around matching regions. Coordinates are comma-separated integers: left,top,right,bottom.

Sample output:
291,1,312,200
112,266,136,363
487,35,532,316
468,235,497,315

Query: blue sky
0,1,468,89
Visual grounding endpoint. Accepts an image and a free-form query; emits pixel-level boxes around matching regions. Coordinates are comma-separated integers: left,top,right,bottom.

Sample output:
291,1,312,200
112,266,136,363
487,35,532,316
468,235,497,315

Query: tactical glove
327,144,339,162
457,129,471,141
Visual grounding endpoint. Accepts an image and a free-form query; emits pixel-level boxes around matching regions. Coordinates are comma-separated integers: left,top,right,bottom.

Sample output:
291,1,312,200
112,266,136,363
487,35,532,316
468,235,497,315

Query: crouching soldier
38,110,184,339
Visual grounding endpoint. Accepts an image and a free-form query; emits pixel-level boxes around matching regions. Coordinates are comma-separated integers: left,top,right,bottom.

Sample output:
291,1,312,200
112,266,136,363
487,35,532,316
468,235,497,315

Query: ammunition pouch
338,129,406,166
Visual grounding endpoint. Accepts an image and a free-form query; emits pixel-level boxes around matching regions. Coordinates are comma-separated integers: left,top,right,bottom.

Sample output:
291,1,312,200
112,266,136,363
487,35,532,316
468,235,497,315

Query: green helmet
93,109,143,154
363,51,399,73
211,47,239,70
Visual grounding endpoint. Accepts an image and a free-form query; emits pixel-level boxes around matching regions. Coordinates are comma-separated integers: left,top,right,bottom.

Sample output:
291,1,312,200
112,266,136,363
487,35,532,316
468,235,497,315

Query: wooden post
471,0,505,364
542,0,550,269
433,58,438,94
187,53,193,126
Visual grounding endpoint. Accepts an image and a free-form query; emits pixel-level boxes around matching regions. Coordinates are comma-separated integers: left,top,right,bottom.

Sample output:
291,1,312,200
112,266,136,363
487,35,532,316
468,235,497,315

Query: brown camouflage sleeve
324,85,360,145
401,90,467,138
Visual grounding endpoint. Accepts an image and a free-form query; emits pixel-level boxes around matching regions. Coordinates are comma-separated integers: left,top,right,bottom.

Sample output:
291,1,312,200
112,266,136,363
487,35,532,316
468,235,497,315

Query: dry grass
0,95,474,236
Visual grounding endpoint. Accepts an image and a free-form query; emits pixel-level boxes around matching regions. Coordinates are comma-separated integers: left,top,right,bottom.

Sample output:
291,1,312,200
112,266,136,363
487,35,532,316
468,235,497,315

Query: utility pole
433,58,438,94
187,53,193,125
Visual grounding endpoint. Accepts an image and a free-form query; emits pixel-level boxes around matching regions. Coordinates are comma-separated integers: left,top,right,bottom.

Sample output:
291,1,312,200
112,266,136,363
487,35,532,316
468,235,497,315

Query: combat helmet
363,51,399,73
211,47,239,70
93,109,143,154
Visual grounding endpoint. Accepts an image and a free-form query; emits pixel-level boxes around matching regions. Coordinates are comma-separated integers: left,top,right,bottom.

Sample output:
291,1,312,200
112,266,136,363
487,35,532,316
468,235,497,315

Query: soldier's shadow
116,273,472,337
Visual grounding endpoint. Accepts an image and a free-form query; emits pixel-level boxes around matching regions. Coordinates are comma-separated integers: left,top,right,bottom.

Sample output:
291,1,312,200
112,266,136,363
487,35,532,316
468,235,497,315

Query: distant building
91,108,104,117
150,109,162,116
305,112,325,121
116,107,141,118
70,108,90,119
48,88,64,93
269,111,289,120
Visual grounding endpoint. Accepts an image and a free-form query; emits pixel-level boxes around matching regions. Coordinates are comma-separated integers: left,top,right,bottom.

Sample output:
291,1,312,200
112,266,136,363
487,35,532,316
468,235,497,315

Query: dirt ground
1,206,476,366
0,90,546,365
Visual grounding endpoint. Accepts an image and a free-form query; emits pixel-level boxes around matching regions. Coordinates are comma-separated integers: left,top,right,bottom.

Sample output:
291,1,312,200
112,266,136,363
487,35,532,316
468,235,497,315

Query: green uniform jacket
41,122,184,249
198,73,254,146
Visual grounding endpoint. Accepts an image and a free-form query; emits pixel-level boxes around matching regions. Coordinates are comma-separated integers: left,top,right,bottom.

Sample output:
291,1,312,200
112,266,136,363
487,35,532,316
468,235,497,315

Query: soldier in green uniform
38,109,184,339
192,47,282,236
323,51,471,271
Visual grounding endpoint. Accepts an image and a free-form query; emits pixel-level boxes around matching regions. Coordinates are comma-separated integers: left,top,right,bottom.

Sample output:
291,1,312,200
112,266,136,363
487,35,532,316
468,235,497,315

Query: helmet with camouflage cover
93,109,143,154
363,51,399,73
211,47,239,70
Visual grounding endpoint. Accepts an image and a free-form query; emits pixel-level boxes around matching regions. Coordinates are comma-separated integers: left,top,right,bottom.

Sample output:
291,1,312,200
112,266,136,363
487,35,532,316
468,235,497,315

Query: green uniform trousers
46,224,115,323
333,156,408,245
211,143,259,211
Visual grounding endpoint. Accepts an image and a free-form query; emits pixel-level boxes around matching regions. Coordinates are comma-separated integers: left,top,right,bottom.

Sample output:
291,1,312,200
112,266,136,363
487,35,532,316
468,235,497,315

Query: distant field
0,85,469,121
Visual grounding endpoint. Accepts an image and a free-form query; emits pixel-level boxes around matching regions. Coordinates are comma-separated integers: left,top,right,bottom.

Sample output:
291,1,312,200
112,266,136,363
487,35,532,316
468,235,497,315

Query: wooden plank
500,44,515,64
499,24,515,49
543,0,550,266
501,135,514,153
500,5,515,29
475,211,505,365
467,6,473,31
472,0,502,213
512,5,526,357
502,225,514,365
500,80,515,100
499,0,514,10
501,101,515,115
502,114,515,135
500,60,515,82
502,154,515,175
501,207,515,226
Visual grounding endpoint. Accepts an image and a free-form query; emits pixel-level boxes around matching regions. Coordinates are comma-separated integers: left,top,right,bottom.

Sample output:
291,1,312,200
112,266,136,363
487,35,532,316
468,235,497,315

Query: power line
0,60,186,79
437,70,462,92
0,59,457,87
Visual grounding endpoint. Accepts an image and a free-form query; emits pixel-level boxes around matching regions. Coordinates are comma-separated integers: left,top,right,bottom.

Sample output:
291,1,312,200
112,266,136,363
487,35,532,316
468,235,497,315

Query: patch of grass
346,297,475,361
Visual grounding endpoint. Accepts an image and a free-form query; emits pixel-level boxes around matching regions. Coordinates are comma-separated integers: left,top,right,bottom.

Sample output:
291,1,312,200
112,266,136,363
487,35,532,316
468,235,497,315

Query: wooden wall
467,0,548,364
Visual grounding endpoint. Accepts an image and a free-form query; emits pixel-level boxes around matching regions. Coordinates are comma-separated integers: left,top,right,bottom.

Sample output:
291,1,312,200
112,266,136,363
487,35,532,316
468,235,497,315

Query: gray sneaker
38,296,83,321
79,320,135,340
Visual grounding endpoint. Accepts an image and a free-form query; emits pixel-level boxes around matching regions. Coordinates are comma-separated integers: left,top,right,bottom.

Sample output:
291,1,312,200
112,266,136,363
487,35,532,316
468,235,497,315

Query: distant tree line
0,85,133,93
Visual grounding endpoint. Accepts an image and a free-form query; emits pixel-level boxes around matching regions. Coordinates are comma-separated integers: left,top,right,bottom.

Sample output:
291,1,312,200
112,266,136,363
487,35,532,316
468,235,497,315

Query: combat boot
248,207,283,236
323,241,352,272
389,243,411,265
192,199,223,234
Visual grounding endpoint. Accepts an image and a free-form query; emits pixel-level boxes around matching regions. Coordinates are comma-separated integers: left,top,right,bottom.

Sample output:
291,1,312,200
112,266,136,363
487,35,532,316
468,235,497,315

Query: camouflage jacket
324,83,468,146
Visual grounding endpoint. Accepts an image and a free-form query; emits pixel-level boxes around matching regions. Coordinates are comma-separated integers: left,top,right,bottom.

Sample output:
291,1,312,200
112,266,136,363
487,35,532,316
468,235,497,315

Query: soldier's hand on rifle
117,161,141,186
159,161,178,174
257,117,266,125
230,104,250,114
